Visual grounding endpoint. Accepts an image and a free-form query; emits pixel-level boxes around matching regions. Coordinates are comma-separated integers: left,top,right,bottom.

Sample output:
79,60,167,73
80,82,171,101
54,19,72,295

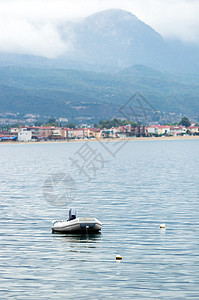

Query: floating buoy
116,254,122,260
160,223,166,229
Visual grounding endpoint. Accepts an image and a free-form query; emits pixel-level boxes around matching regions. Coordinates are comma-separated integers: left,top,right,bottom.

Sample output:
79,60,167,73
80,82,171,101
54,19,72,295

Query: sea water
0,139,199,299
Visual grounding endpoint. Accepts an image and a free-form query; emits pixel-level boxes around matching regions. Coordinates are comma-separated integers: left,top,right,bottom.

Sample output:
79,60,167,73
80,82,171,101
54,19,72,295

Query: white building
187,126,199,135
18,128,32,142
147,125,170,135
170,126,187,136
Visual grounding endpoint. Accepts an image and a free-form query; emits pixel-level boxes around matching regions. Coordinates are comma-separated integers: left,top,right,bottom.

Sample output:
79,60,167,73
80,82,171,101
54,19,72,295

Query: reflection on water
0,140,199,299
52,233,102,257
52,232,102,244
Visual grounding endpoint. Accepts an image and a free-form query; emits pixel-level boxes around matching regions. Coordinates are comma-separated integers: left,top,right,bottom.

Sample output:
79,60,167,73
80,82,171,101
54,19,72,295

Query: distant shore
0,135,199,145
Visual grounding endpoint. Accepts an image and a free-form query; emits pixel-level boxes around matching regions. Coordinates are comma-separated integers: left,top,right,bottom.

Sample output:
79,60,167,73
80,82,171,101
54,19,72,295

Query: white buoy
160,223,166,229
116,254,122,260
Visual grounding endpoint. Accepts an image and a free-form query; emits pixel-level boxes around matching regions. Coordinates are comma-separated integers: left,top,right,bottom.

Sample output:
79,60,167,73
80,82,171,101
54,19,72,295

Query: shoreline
0,135,199,145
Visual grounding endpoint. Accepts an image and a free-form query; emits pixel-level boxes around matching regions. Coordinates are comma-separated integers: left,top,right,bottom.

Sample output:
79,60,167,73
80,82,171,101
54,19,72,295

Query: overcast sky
0,0,199,58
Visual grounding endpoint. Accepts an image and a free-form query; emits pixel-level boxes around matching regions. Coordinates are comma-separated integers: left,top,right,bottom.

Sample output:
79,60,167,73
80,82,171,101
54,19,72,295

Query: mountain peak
86,9,137,20
84,9,138,26
82,8,162,40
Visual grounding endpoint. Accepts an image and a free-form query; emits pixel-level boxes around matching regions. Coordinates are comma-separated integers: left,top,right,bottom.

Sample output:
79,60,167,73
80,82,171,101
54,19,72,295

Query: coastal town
0,122,198,142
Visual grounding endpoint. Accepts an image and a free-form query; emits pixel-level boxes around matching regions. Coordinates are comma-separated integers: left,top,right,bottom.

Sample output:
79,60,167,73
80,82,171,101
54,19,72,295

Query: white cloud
0,0,199,58
133,0,199,44
0,18,70,58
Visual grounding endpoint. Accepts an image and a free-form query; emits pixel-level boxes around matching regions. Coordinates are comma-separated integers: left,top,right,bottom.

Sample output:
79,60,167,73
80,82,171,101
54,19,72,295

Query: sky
0,0,199,58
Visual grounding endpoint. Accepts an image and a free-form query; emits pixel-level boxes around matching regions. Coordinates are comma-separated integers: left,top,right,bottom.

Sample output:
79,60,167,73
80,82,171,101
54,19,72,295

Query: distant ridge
0,65,199,121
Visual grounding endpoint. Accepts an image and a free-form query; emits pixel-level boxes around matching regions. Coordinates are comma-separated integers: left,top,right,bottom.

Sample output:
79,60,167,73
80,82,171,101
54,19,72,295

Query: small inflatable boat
52,208,102,233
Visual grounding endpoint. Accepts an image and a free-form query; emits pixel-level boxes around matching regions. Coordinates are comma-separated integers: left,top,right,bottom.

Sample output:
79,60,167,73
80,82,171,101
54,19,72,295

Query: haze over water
0,139,199,299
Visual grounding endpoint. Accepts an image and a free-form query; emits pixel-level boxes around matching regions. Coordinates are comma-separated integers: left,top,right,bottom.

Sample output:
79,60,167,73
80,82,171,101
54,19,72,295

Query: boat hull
52,217,102,233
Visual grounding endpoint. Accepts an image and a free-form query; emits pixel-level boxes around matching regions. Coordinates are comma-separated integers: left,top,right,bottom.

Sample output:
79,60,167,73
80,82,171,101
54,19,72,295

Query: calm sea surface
0,139,199,299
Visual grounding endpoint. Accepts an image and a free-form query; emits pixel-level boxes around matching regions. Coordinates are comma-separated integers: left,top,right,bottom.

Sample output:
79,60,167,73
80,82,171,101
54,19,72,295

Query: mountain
63,9,199,73
67,9,168,70
1,9,199,73
0,9,199,123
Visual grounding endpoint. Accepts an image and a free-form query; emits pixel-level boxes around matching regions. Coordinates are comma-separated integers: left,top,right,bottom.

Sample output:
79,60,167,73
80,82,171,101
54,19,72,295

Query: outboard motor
68,208,76,221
